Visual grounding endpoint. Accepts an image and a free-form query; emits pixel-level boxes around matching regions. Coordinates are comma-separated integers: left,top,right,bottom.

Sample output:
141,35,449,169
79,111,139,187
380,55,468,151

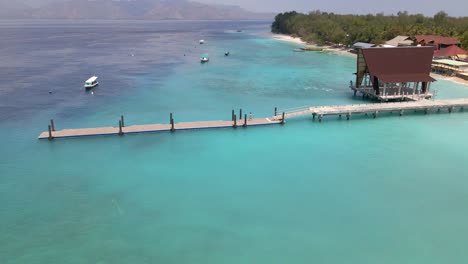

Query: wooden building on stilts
351,46,436,101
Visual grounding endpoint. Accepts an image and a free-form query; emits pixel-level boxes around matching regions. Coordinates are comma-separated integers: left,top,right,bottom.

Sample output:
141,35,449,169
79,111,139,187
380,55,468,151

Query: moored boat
200,54,209,63
84,76,98,89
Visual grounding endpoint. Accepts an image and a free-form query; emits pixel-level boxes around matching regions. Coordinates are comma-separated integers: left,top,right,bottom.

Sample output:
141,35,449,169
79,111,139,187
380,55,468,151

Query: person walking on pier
249,112,253,120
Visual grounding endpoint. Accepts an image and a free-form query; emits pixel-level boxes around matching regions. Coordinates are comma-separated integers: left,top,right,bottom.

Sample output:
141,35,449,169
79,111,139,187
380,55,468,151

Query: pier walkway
38,117,280,140
275,98,468,121
39,98,468,140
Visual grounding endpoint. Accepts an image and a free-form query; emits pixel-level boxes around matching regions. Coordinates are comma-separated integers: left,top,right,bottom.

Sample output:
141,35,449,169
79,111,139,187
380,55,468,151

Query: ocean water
1,20,468,263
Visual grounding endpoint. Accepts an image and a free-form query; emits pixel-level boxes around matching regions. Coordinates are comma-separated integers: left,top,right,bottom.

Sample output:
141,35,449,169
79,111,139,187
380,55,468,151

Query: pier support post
50,119,55,131
449,107,453,113
281,112,285,125
354,90,357,96
424,108,428,115
339,114,342,119
170,114,175,132
346,112,351,120
399,109,404,116
232,110,235,121
437,108,440,113
274,107,277,116
318,114,323,122
239,109,242,120
312,113,316,119
243,114,247,127
48,125,53,140
233,114,237,128
119,120,123,135
121,115,125,127
373,111,378,119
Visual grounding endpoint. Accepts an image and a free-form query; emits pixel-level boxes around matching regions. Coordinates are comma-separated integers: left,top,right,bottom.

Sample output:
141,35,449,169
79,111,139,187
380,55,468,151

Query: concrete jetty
275,98,468,121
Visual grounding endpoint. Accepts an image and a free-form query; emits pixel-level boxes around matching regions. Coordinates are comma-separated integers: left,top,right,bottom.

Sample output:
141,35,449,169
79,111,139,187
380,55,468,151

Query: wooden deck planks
38,118,281,139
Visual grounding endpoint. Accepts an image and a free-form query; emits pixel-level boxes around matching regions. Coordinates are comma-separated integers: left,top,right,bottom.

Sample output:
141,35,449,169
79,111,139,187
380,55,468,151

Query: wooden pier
39,98,468,140
274,98,468,121
38,115,281,140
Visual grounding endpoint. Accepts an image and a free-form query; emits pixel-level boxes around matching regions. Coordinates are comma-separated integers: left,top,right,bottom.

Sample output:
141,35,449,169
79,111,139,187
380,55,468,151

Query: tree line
271,11,468,49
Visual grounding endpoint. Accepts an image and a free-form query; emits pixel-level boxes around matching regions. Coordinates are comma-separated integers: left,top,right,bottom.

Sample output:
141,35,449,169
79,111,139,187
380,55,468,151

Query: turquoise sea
1,20,468,263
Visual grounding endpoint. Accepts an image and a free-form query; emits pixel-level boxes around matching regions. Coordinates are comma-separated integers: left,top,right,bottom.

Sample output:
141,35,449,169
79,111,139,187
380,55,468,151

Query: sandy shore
322,47,357,58
270,33,307,44
272,34,467,86
431,73,468,86
271,33,356,57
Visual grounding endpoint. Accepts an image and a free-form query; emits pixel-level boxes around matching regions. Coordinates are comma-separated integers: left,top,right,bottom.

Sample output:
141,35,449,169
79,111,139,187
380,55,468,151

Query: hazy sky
7,0,468,17
197,0,468,17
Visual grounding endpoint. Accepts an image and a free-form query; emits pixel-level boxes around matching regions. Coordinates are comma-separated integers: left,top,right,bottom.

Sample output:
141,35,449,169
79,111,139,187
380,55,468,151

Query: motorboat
200,54,209,63
84,76,98,89
199,39,205,44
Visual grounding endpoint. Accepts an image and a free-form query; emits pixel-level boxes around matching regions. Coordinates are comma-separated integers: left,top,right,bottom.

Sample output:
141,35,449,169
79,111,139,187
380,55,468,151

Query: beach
270,33,307,44
272,33,468,86
271,33,356,57
431,72,468,86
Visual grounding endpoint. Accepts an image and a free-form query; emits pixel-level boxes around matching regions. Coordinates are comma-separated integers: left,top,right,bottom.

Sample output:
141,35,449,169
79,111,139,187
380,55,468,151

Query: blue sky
197,0,468,16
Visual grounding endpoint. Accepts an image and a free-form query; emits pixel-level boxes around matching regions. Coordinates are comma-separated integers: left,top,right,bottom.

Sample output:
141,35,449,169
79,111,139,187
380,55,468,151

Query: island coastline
271,33,468,86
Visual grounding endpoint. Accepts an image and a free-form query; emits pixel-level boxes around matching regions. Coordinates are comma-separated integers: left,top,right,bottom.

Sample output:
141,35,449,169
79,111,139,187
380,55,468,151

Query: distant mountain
0,0,274,20
0,0,32,19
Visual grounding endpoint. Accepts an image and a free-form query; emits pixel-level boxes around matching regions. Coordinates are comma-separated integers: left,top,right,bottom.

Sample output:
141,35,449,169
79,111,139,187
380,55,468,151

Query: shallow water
1,20,468,264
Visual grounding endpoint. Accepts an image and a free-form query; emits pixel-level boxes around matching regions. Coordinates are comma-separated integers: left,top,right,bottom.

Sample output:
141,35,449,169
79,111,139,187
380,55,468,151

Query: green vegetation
271,11,468,49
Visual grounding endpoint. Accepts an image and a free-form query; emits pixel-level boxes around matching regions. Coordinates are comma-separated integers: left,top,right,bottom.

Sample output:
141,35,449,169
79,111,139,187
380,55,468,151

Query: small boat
225,51,230,56
200,54,209,63
236,30,242,32
84,76,98,89
199,39,205,44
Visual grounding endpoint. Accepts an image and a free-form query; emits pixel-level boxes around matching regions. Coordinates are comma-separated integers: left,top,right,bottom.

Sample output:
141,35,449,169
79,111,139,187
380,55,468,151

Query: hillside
0,0,274,20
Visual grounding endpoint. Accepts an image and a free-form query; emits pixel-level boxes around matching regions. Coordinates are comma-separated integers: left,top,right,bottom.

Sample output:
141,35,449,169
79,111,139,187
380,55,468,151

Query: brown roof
416,35,460,46
362,47,436,83
434,45,467,57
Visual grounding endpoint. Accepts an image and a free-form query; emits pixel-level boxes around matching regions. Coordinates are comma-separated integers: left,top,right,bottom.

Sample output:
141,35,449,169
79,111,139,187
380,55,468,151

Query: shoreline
270,33,307,44
431,73,468,86
271,33,468,86
270,33,356,58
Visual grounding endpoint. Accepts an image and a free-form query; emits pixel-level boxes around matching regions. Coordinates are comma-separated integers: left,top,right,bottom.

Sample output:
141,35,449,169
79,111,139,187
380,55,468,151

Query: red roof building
434,45,467,57
416,35,461,50
362,47,435,83
354,47,435,101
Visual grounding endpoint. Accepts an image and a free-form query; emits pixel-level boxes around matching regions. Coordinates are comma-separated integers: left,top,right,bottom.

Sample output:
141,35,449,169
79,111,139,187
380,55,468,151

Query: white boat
199,39,205,44
84,76,98,89
200,54,209,63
